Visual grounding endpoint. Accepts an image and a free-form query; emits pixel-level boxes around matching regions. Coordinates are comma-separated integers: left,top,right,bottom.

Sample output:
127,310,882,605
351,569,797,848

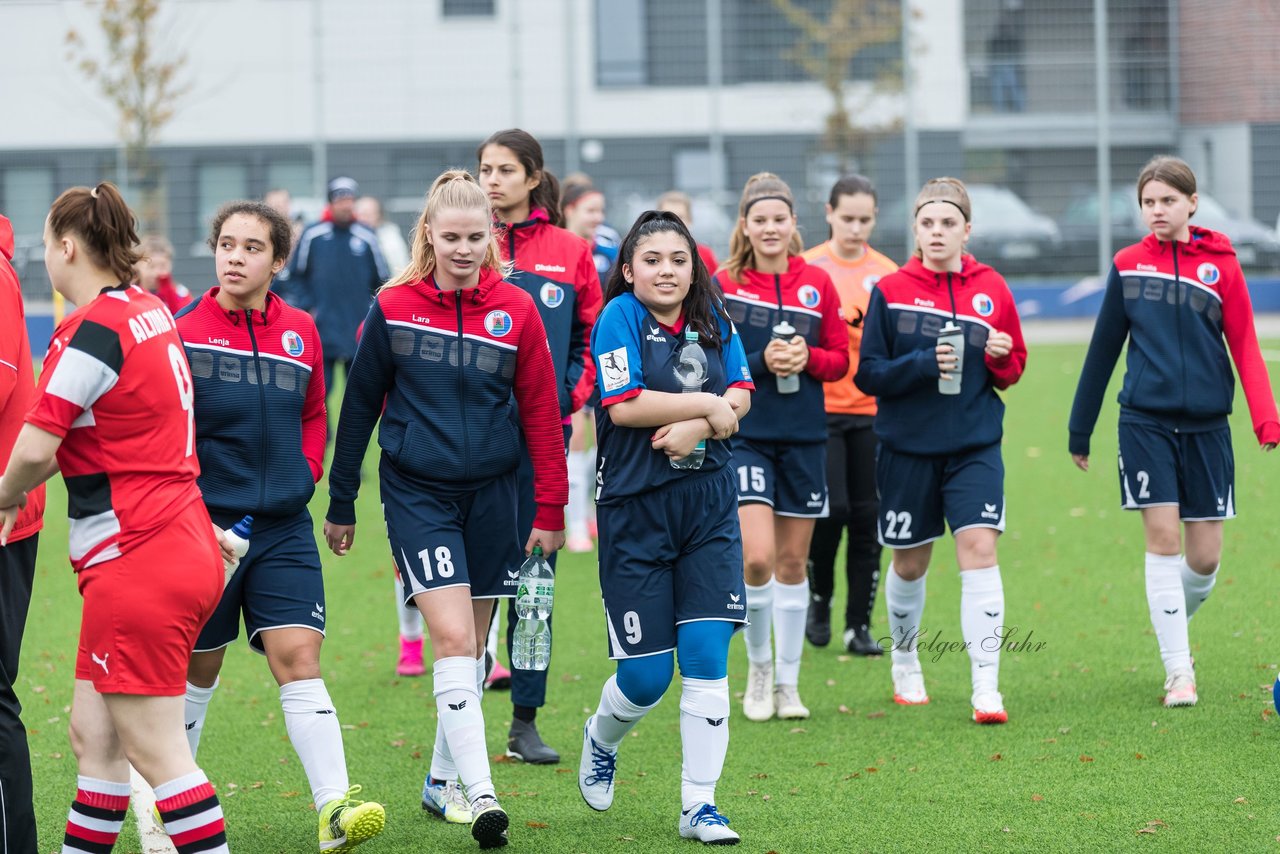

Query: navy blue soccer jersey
592,293,753,504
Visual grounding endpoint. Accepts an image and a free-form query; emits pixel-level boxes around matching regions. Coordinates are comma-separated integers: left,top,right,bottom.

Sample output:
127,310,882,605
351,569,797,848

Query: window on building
197,162,249,232
266,161,313,199
1,166,54,239
443,0,495,17
596,0,647,86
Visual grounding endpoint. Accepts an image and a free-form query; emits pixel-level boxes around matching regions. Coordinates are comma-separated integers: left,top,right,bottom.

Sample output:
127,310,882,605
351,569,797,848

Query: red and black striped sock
62,776,129,854
154,771,229,853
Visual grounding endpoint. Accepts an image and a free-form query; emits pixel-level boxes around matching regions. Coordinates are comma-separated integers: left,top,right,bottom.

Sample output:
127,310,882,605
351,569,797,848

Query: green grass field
19,341,1280,853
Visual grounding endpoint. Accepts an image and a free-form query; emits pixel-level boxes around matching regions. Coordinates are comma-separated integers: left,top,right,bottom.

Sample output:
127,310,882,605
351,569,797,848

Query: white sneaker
891,663,930,705
773,684,810,719
742,661,774,721
971,689,1008,724
578,717,618,811
1163,669,1197,707
679,802,740,845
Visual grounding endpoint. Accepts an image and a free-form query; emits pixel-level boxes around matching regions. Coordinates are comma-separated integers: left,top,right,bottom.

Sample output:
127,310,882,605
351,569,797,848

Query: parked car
1058,188,1280,272
874,184,1063,275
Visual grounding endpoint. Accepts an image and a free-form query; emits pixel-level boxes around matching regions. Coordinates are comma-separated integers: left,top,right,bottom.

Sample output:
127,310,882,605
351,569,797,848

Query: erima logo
207,337,230,347
507,570,520,579
312,603,325,622
185,720,197,731
448,700,468,711
981,503,1000,520
729,593,741,603
807,492,824,508
705,717,726,727
892,611,908,620
645,325,667,343
913,298,935,308
534,263,566,273
810,492,822,502
412,314,432,325
984,610,1000,618
1163,608,1179,615
315,710,334,715
91,652,110,674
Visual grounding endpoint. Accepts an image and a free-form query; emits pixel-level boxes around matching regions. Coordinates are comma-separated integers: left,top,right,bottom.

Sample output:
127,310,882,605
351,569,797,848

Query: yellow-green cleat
319,785,386,851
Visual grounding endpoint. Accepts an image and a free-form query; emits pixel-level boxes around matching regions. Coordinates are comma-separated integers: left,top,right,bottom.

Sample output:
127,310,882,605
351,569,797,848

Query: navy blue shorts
598,467,747,659
195,509,326,654
875,444,1005,548
381,456,522,601
1117,417,1235,520
731,437,828,517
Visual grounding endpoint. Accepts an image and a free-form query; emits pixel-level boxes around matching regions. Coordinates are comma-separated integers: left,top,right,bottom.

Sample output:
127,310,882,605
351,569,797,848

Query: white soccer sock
772,579,809,686
590,674,659,747
885,567,927,667
1180,558,1218,620
427,656,482,782
486,608,500,660
475,655,487,694
280,678,349,811
960,566,1004,694
434,656,493,802
744,580,774,666
1146,552,1192,675
679,676,729,811
567,449,592,540
183,678,218,759
395,573,423,641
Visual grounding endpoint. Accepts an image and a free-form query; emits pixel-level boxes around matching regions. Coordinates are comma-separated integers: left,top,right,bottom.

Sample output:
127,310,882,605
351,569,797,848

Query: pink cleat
486,660,512,691
397,635,426,677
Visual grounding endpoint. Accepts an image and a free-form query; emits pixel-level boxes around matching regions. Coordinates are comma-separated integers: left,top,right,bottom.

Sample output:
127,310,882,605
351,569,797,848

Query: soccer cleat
742,661,775,721
422,776,473,824
578,717,618,811
971,690,1008,724
507,718,560,764
469,796,509,849
1163,669,1198,707
566,535,594,553
773,684,810,720
679,803,740,845
805,594,832,647
485,660,512,691
844,625,885,657
891,663,930,705
318,785,386,851
397,635,426,677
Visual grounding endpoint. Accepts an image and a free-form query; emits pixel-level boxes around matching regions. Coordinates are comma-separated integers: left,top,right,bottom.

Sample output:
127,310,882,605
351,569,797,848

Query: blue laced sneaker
577,717,617,811
679,803,740,845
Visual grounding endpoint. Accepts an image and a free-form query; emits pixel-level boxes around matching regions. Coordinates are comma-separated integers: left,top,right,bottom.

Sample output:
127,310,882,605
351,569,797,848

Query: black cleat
805,595,832,647
844,624,884,656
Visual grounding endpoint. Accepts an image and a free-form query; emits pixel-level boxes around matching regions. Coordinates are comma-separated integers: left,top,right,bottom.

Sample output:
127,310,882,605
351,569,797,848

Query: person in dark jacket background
1068,156,1279,709
855,176,1026,726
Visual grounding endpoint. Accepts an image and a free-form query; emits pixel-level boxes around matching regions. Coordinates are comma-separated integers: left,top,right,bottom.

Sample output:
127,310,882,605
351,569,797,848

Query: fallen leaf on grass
492,754,512,763
1136,820,1166,835
280,791,300,798
865,767,879,773
814,762,828,767
526,821,549,829
1001,827,1011,833
826,679,836,687
866,710,885,719
389,740,405,748
789,727,807,734
751,773,768,779
1134,753,1145,760
250,782,264,790
761,794,771,802
990,753,1002,761
837,705,852,715
555,769,573,774
31,686,45,694
1079,755,1094,762
1234,797,1248,804
1031,794,1044,802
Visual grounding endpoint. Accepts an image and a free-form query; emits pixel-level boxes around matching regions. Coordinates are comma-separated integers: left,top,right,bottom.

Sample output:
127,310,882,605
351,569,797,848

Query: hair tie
914,198,968,221
90,185,101,199
743,194,793,217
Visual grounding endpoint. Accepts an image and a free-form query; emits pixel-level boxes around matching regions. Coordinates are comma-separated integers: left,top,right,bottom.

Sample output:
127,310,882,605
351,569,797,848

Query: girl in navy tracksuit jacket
1068,156,1279,709
324,170,567,849
855,177,1027,725
476,129,602,763
713,172,849,724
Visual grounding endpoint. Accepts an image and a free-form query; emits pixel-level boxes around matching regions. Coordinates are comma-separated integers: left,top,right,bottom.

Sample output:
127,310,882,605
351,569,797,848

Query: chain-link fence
3,0,1279,325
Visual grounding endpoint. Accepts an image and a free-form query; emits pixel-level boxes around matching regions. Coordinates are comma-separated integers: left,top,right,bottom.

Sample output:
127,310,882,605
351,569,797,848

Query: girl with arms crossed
1068,156,1278,707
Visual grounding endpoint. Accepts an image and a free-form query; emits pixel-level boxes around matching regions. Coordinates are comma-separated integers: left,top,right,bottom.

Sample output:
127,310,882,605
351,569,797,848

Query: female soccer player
0,183,230,852
476,129,601,763
324,170,567,849
803,175,898,654
175,200,384,850
1068,156,1279,708
135,234,192,315
713,173,848,721
577,210,753,845
855,177,1026,724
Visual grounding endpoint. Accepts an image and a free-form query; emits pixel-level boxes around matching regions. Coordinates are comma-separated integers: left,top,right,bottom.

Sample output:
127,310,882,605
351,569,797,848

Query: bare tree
66,0,190,233
772,0,903,173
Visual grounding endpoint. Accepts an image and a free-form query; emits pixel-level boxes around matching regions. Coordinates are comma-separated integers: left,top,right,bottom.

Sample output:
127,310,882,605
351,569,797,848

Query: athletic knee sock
153,770,229,854
183,678,218,758
1146,552,1192,675
428,657,485,783
743,580,774,666
679,676,730,810
395,573,423,640
589,674,659,747
280,678,350,810
434,656,494,802
1180,558,1218,620
772,579,809,685
960,566,1004,694
486,608,500,660
885,567,927,667
567,449,591,540
62,776,129,854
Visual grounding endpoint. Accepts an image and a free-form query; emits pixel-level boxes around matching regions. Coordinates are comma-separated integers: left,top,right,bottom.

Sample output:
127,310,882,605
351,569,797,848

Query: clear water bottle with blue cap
222,515,253,587
511,546,554,670
671,329,709,470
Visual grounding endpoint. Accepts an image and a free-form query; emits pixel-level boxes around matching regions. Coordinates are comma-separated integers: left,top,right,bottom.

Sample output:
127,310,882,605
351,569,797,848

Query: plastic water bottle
937,320,964,396
771,321,800,394
222,515,253,587
511,547,554,671
671,329,709,471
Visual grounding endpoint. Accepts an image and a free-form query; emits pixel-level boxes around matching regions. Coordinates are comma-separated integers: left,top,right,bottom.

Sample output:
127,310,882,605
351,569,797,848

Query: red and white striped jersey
27,284,203,570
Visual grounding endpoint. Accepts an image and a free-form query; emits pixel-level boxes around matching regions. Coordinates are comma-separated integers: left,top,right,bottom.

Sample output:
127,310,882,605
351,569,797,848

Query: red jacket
153,275,193,316
0,214,45,543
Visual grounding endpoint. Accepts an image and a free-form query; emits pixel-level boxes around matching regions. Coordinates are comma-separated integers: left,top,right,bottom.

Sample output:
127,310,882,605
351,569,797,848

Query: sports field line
130,765,177,854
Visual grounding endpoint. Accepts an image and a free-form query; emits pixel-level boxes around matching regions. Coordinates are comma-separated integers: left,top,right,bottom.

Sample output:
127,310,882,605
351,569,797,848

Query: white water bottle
771,320,800,394
937,321,964,396
671,329,709,471
511,547,554,671
222,515,253,587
